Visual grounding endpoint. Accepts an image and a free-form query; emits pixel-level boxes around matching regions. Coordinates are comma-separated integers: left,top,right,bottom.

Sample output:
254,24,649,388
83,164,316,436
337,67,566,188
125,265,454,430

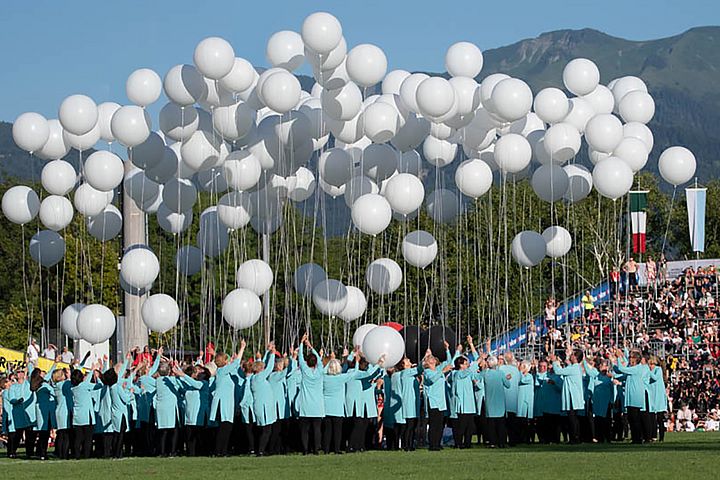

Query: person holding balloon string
344,345,385,453
250,344,279,457
421,342,456,451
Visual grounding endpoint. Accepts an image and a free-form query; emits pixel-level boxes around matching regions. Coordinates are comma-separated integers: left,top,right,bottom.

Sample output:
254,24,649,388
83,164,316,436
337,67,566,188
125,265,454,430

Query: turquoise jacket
499,364,520,414
591,374,615,418
345,358,381,418
296,346,324,418
149,375,183,429
398,365,423,419
136,355,161,423
421,350,453,413
52,380,73,430
323,362,359,418
480,368,510,418
1,388,12,433
533,372,548,417
516,373,534,418
180,375,210,426
544,372,564,415
209,358,241,423
449,363,482,417
8,378,36,430
269,367,290,420
251,351,277,426
286,359,301,416
552,361,585,411
648,366,667,413
71,371,103,426
35,365,57,431
613,361,649,410
110,380,134,431
381,370,403,426
239,373,254,423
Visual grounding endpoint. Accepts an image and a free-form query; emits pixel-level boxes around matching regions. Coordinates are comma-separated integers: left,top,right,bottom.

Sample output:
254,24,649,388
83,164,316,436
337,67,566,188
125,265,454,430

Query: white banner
686,188,707,252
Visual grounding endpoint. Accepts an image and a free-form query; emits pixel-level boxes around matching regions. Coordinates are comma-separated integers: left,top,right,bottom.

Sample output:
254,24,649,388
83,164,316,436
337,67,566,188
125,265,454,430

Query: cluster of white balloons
351,323,405,366
60,303,116,345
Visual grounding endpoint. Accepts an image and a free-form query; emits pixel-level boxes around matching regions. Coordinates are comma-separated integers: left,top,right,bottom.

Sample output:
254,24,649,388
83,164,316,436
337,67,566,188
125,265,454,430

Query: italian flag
629,190,648,253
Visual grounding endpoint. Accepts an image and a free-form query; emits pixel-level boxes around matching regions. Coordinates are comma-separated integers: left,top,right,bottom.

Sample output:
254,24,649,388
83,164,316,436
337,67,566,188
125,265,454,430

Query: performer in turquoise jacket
499,352,521,444
268,354,290,454
345,348,382,453
297,335,325,454
516,361,534,444
648,356,668,441
551,348,585,444
2,376,16,457
323,353,359,453
380,367,402,450
589,358,615,443
70,364,102,459
8,364,36,458
136,349,161,456
30,362,57,459
209,340,245,456
250,347,277,456
178,364,210,456
449,351,482,449
147,361,183,456
51,367,73,459
422,346,453,451
611,349,650,444
395,356,424,451
479,355,511,447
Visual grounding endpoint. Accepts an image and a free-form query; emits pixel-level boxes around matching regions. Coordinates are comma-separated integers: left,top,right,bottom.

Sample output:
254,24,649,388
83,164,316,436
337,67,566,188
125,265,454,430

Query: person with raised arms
322,346,360,454
70,359,104,459
344,346,383,453
296,333,325,455
549,347,585,444
449,337,482,449
208,341,245,456
250,344,277,456
422,342,454,451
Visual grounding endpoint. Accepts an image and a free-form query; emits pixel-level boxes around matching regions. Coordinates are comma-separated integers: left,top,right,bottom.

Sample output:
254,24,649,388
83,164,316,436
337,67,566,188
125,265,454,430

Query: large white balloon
217,191,253,230
222,288,262,329
87,205,122,241
37,119,71,160
294,263,327,297
62,122,100,151
426,189,460,224
445,41,483,78
220,57,257,93
402,230,438,268
176,245,203,276
224,150,262,191
41,160,76,196
76,304,116,344
59,94,98,136
130,131,165,170
261,70,301,114
194,37,235,80
212,101,256,141
141,294,179,333
585,114,623,153
39,195,74,231
611,76,648,108
159,102,199,141
236,259,274,296
533,87,570,124
266,30,305,71
163,64,208,106
423,135,457,168
494,133,532,174
157,203,193,234
382,70,411,95
618,90,655,124
490,78,533,122
353,324,377,349
162,177,197,214
542,226,573,258
346,44,387,87
363,101,400,143
29,230,65,267
613,137,649,172
658,146,696,186
302,12,342,54
124,169,160,207
623,122,654,152
366,258,402,295
338,286,367,322
2,185,40,225
321,82,362,121
563,58,600,96
563,164,593,203
416,77,455,120
511,231,546,268
61,303,85,340
97,102,121,143
73,183,110,217
120,245,160,290
111,105,152,148
126,68,162,107
542,122,581,163
532,164,569,202
592,157,634,199
563,97,596,133
312,279,348,317
13,112,49,153
455,159,493,198
352,193,392,236
286,167,316,202
383,173,424,215
362,326,405,367
84,151,124,192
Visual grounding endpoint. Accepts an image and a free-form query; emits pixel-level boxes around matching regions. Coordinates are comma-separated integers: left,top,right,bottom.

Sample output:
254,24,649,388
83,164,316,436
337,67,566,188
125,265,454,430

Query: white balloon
130,131,165,170
13,112,49,153
344,176,379,207
543,225,573,258
511,231,546,267
220,57,258,93
217,191,253,230
398,150,422,176
73,183,110,217
195,168,229,194
313,279,348,317
363,101,400,143
121,245,160,290
455,159,493,198
353,324,378,349
402,230,437,268
479,73,510,114
391,112,430,152
611,76,648,108
426,188,460,224
29,230,65,268
384,173,424,215
162,177,197,213
163,64,208,106
362,326,405,367
59,94,98,136
39,195,74,231
399,73,429,113
563,164,593,203
445,42,483,78
532,164,569,202
212,101,255,141
416,77,455,120
84,151,124,191
194,37,235,80
176,245,203,276
126,68,162,107
533,87,570,124
494,133,532,173
157,203,193,234
623,122,654,152
76,304,116,344
294,263,327,297
96,102,121,143
266,30,305,71
87,204,122,241
582,85,615,115
2,185,40,225
124,169,160,207
613,137,649,172
338,286,367,322
261,70,301,114
362,143,398,181
585,114,624,153
543,122,581,163
141,294,179,333
490,78,533,122
159,102,199,141
236,259,274,296
313,59,349,90
63,122,100,151
222,288,262,329
563,97,596,133
286,167,316,202
382,70,411,95
352,193,392,235
618,90,655,124
61,303,85,340
658,146,696,186
111,105,152,148
366,258,402,295
346,44,387,87
321,81,362,121
423,135,457,168
36,119,70,160
41,160,76,196
197,207,229,257
145,147,178,184
301,12,342,54
592,156,634,199
563,58,600,96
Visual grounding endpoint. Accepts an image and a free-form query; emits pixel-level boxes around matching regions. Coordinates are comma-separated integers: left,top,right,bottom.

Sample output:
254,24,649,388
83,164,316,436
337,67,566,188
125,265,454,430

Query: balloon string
661,187,677,255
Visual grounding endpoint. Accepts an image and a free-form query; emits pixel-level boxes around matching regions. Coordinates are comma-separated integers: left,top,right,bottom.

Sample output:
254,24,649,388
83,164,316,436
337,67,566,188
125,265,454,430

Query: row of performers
1,335,668,459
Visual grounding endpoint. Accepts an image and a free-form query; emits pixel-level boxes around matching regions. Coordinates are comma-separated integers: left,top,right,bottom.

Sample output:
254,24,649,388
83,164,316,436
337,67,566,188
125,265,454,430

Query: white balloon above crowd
2,11,699,358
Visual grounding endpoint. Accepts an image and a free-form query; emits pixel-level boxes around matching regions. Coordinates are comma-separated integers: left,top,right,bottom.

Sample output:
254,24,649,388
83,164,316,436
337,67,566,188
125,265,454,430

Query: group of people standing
1,332,669,460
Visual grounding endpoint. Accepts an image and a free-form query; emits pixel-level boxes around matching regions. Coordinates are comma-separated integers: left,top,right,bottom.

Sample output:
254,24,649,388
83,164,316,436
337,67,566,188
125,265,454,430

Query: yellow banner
0,347,75,373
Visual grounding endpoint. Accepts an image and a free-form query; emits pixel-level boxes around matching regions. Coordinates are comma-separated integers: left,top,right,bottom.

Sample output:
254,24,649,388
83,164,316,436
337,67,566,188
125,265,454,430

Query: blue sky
1,0,718,122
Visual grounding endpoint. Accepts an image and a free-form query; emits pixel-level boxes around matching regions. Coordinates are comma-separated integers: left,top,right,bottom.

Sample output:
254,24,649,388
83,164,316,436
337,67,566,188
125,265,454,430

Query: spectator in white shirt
43,343,57,360
60,346,74,364
26,338,39,366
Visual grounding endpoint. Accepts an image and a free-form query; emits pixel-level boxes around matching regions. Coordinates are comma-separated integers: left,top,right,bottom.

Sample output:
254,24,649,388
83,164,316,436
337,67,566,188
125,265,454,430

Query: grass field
2,432,718,479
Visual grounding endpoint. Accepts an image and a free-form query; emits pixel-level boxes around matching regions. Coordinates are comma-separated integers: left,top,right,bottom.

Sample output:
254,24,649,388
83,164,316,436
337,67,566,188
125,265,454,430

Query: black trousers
215,421,233,456
517,416,530,444
55,428,71,459
594,409,613,443
74,424,94,459
452,414,474,449
655,412,666,441
7,430,22,457
627,407,644,443
427,408,445,450
158,427,178,456
102,433,114,458
300,417,322,453
349,416,370,451
241,420,255,454
35,429,50,458
24,428,37,457
402,418,418,450
486,417,507,447
256,424,272,455
506,412,520,445
475,404,487,444
185,425,202,456
322,416,344,453
113,417,127,458
567,409,581,444
544,413,562,443
268,420,284,454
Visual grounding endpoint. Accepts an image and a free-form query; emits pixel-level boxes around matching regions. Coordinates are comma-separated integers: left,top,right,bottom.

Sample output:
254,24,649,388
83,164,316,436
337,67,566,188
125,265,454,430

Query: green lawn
2,432,718,479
